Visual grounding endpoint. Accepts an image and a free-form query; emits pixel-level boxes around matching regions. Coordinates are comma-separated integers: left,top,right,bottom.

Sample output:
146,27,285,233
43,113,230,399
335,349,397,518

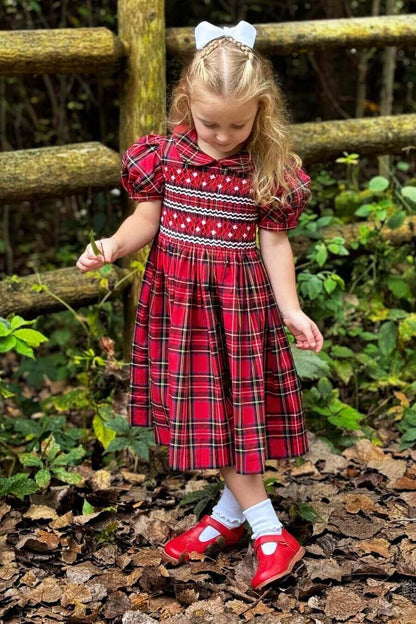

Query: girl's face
190,93,258,160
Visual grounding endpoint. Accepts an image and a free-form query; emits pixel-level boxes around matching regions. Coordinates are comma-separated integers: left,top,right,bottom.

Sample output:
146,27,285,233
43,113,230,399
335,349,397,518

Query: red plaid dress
120,127,311,475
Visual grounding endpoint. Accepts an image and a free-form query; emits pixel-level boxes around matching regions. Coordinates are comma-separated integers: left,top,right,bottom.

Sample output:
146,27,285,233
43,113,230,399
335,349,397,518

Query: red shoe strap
254,533,290,553
201,514,242,540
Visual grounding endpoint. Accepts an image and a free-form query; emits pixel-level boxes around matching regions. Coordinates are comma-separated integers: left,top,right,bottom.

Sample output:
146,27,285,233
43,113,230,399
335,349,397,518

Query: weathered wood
118,0,166,358
0,29,127,76
293,215,416,259
1,115,414,203
0,143,120,203
166,15,416,57
292,114,416,165
0,267,133,319
3,216,415,317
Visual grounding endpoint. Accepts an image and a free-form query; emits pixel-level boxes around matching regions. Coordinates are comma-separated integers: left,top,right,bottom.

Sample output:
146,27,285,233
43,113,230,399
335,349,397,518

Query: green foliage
289,501,325,524
397,406,416,452
0,315,48,398
19,434,86,489
178,481,224,519
102,414,156,463
0,435,85,500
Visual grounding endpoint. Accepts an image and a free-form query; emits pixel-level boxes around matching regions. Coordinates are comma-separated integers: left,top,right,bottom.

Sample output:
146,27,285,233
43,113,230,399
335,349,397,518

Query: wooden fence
1,6,415,354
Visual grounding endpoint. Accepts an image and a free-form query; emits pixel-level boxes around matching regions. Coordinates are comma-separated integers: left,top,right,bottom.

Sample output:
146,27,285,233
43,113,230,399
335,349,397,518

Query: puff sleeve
120,134,165,201
257,167,311,231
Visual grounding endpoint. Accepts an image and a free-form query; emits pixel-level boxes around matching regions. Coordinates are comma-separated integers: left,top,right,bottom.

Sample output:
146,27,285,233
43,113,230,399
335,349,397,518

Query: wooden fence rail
2,215,416,319
1,7,416,353
1,15,415,75
1,114,414,203
167,15,416,57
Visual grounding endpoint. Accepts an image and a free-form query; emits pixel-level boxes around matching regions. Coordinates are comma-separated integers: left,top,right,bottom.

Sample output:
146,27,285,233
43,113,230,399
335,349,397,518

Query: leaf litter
1,432,416,622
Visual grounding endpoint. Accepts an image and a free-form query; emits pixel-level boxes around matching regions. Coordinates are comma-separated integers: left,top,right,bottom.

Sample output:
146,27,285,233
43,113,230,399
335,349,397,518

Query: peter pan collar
173,127,253,173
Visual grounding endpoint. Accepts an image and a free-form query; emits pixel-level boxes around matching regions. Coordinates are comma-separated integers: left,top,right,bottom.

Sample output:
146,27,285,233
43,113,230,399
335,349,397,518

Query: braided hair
167,35,303,206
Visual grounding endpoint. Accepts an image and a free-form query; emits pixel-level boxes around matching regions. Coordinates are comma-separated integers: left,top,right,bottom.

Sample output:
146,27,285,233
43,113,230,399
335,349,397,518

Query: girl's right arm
76,199,162,273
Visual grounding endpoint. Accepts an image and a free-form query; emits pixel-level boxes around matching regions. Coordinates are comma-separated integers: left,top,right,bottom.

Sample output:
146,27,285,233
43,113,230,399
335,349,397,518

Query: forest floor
1,430,416,624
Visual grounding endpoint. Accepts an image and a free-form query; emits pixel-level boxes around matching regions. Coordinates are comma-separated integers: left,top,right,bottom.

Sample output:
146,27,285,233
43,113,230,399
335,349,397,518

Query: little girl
77,20,323,591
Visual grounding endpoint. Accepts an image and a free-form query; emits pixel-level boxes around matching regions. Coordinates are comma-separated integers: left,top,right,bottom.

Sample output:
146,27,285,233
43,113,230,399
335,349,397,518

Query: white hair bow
194,20,257,50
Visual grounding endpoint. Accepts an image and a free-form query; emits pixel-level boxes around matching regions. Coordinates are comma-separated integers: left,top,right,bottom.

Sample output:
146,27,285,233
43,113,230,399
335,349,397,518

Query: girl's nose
216,132,229,143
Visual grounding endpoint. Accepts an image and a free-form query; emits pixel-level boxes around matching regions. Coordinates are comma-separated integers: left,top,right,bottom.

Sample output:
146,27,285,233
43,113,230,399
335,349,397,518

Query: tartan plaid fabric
120,128,311,474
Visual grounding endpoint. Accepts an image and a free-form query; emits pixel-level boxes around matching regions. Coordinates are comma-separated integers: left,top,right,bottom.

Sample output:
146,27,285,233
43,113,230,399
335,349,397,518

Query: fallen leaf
324,587,367,620
23,505,58,521
344,493,376,514
27,577,62,604
356,537,390,557
305,557,352,582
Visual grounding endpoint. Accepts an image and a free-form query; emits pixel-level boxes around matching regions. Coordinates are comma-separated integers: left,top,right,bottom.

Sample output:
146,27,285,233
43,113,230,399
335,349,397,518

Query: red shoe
251,528,305,590
161,514,246,565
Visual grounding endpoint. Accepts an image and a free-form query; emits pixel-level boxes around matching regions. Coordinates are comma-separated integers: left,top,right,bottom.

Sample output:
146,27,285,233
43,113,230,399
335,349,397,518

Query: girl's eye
203,123,216,128
233,125,244,129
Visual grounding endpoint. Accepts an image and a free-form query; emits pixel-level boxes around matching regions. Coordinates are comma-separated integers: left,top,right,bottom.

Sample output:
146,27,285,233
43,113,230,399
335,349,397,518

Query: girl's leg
220,465,283,554
219,465,268,508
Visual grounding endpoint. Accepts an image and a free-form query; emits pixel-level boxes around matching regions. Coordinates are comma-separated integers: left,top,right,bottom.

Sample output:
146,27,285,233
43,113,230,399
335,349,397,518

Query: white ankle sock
242,498,283,554
199,484,245,542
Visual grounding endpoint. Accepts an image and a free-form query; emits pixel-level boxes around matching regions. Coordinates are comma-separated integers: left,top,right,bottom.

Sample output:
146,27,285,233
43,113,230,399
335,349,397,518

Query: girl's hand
76,237,118,273
280,309,324,352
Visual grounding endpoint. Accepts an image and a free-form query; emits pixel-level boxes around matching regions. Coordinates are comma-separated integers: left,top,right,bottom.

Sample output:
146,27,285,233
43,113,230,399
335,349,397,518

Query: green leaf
0,474,39,500
51,446,85,466
291,348,331,380
13,338,34,358
89,230,102,256
45,438,61,463
10,316,35,330
327,398,364,431
401,186,416,203
0,335,17,352
14,328,48,347
355,204,373,217
331,345,355,358
20,453,43,468
369,176,389,192
93,414,116,450
51,467,83,485
399,314,416,343
35,468,51,489
331,359,354,385
399,429,416,443
317,377,333,399
378,321,397,356
295,501,325,523
402,408,416,428
307,275,323,300
82,500,96,515
396,161,410,172
314,243,328,267
387,277,411,300
387,210,406,229
0,322,11,337
129,440,150,461
323,277,337,294
104,415,130,435
104,437,130,454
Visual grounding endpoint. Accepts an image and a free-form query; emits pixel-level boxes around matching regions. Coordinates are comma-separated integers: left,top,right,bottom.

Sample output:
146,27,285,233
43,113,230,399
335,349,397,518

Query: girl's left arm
259,229,324,352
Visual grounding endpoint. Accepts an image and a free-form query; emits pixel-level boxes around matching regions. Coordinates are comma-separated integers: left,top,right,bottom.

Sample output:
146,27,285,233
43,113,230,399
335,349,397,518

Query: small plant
102,413,156,471
397,405,416,452
19,434,86,489
178,482,224,519
0,315,48,398
0,434,85,500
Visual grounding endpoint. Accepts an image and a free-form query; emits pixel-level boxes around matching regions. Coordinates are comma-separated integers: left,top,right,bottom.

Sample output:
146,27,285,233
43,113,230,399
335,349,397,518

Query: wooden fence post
118,0,166,360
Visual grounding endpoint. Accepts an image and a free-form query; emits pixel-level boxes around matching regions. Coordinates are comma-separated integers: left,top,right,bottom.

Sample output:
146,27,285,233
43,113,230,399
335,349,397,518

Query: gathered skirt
128,231,308,475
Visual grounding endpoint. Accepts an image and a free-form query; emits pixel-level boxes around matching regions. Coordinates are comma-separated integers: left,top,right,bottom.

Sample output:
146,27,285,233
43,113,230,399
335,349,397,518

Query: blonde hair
167,36,303,206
